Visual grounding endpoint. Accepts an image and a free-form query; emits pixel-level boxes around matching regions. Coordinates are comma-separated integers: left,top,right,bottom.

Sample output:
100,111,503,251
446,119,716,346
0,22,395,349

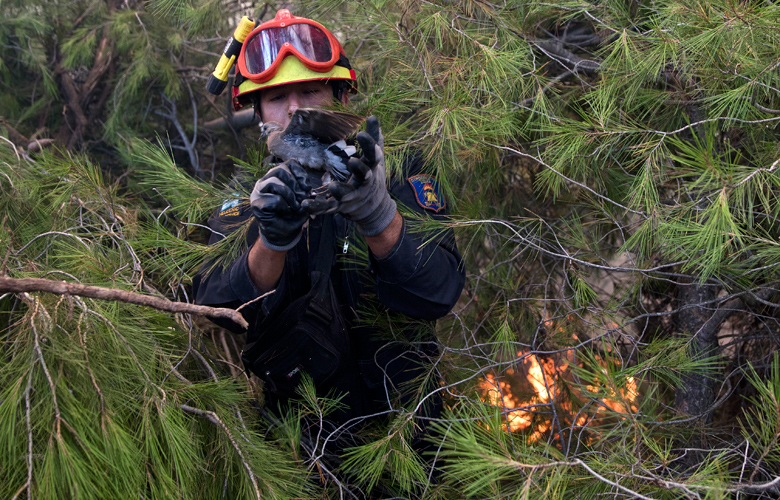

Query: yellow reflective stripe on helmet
237,56,354,96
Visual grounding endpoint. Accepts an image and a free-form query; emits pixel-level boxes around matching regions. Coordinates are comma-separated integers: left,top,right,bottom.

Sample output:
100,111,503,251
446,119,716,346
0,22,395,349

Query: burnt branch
79,37,113,109
203,108,260,132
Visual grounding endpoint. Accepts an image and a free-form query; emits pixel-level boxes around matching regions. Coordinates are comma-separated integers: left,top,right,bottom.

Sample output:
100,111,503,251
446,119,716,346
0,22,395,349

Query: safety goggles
237,10,343,83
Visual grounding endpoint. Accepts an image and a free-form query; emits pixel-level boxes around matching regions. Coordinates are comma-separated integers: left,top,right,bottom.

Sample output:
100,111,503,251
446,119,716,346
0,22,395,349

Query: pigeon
261,109,365,181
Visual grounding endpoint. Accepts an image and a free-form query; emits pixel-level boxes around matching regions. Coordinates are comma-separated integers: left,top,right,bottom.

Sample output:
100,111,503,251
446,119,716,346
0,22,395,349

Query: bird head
260,122,284,141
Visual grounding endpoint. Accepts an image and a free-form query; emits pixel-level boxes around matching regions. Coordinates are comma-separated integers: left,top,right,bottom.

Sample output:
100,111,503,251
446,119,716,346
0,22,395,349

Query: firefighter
193,9,464,434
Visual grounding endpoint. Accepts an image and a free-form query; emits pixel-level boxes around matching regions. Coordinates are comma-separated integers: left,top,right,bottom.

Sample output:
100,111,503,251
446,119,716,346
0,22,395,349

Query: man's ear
332,82,350,106
253,93,264,122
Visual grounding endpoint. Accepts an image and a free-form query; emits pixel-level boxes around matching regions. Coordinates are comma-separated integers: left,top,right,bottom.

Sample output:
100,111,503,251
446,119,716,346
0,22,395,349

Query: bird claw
311,184,331,196
302,192,339,215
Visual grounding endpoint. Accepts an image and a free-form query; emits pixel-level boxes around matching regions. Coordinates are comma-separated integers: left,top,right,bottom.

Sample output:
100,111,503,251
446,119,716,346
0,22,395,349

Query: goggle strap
233,68,246,88
336,53,352,70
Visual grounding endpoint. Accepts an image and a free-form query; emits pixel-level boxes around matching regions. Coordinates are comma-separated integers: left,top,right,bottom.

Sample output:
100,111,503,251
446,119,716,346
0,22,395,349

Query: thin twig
733,158,780,188
76,310,106,421
180,404,262,500
484,142,646,217
26,296,64,439
236,290,275,313
155,93,199,171
10,356,37,500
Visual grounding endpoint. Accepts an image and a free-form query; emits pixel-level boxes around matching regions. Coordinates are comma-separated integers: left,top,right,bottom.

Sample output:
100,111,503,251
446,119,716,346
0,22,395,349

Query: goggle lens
243,24,334,75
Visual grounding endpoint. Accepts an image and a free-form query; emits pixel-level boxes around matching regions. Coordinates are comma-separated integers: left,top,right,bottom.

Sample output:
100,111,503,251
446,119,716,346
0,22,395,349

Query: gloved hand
250,160,312,251
307,116,397,236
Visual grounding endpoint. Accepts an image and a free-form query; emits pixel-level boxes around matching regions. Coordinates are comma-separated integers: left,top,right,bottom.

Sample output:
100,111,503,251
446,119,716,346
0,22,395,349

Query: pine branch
532,38,600,74
0,117,30,148
179,404,262,500
55,64,89,148
0,276,249,329
155,91,199,172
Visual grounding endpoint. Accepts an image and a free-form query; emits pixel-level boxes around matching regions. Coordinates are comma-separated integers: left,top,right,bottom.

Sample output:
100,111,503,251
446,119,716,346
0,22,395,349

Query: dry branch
0,276,248,329
0,117,30,148
180,404,262,500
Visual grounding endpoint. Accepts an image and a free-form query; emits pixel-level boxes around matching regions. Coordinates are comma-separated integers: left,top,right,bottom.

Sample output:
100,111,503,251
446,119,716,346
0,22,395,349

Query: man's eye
268,93,285,101
304,88,321,95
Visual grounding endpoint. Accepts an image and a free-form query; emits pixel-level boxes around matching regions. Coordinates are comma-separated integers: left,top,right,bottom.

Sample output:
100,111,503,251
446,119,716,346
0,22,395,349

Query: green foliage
739,354,780,483
341,417,428,495
0,143,308,499
3,0,780,497
131,138,227,220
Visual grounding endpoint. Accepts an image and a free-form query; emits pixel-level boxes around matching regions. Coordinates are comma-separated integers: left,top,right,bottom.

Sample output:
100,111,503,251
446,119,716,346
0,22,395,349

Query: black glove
250,160,312,251
305,116,396,236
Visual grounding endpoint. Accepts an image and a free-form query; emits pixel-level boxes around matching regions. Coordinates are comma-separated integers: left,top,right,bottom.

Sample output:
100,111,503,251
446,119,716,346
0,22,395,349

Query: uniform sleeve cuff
228,252,262,304
260,231,302,252
371,219,423,285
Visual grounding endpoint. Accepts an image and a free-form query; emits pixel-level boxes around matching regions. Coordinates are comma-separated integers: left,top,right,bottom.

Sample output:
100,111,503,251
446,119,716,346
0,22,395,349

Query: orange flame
478,349,638,440
480,373,531,432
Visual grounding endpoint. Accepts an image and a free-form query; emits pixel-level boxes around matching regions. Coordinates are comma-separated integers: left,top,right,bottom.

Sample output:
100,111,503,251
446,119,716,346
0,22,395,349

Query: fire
526,354,554,401
477,349,638,440
477,352,560,435
480,373,531,432
598,374,638,414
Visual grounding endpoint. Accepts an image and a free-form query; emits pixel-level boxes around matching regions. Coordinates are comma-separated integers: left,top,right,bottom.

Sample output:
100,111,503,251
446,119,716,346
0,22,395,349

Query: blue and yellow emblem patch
408,174,445,213
219,197,240,217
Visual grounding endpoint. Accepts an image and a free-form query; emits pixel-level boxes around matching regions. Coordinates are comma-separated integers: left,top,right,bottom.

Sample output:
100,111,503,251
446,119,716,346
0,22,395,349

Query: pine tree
2,0,780,498
302,0,780,496
0,145,312,498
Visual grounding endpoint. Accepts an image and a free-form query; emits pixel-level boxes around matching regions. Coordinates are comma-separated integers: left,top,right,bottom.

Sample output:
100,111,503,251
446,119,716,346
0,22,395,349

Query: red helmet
232,9,356,110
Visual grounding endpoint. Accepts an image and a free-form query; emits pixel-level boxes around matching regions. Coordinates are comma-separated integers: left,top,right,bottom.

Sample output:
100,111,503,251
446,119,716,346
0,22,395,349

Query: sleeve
370,154,465,320
191,194,296,334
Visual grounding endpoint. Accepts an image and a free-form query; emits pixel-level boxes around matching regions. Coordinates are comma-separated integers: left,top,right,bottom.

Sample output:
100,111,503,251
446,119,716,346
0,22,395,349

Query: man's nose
287,92,300,116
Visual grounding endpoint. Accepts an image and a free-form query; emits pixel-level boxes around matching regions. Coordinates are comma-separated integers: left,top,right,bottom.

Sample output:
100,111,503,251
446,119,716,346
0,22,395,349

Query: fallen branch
0,276,248,329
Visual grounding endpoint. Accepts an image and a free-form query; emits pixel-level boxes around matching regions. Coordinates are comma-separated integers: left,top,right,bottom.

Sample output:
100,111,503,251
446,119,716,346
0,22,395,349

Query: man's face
259,80,334,129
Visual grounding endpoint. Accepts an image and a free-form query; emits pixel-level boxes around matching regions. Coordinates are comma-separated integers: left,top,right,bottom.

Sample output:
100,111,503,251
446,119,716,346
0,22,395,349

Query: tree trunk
54,0,117,149
674,278,719,463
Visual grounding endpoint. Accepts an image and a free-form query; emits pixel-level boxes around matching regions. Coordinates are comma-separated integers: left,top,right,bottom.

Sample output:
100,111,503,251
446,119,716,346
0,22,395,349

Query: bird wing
284,109,365,144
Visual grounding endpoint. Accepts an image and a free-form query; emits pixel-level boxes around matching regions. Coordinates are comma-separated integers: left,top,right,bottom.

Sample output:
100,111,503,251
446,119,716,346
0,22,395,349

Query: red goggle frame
237,9,344,83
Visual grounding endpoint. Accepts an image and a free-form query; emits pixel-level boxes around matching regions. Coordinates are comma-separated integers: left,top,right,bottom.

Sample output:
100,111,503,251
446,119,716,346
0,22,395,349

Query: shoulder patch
408,174,445,213
219,196,241,217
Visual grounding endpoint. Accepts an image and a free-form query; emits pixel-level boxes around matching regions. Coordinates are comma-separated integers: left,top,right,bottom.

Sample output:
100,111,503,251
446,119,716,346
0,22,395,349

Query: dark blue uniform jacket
192,155,465,422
